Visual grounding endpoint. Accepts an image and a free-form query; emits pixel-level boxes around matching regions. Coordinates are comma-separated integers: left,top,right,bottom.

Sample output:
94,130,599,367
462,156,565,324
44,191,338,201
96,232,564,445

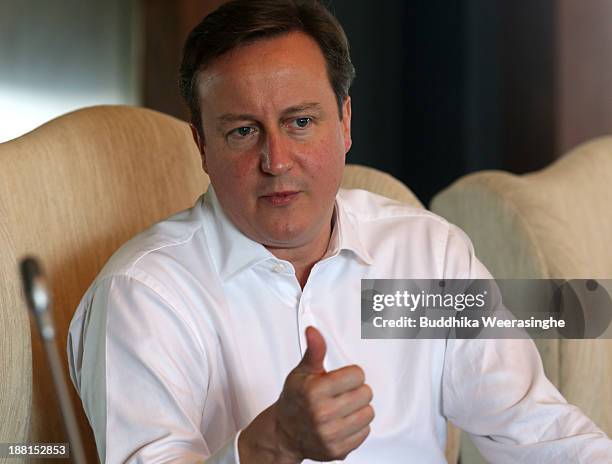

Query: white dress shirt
68,187,612,463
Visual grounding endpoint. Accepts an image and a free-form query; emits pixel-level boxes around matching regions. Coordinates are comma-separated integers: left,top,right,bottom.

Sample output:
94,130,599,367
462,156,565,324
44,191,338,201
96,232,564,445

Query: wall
0,0,141,143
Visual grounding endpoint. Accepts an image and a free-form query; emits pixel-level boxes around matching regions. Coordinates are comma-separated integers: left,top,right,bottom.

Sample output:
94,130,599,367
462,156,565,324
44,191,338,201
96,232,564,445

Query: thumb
297,326,327,374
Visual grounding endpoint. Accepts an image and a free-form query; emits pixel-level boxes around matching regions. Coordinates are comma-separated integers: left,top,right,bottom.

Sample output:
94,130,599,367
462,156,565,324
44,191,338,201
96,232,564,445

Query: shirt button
272,263,285,273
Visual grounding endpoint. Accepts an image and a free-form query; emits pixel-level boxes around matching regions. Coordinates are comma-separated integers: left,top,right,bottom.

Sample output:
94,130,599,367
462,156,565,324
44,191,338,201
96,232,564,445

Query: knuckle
362,383,373,402
350,365,366,383
364,405,375,422
363,426,372,443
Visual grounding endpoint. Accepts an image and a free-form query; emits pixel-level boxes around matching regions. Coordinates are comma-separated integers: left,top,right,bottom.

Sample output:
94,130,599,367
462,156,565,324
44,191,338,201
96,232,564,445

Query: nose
260,131,294,176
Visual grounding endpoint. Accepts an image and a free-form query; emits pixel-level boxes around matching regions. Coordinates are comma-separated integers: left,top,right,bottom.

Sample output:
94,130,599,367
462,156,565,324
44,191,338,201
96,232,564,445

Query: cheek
303,135,345,183
208,152,257,185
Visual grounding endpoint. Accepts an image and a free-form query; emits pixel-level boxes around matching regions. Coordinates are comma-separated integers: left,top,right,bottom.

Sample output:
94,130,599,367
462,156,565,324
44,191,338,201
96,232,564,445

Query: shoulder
70,196,219,363
337,188,480,278
77,195,223,313
338,187,454,235
97,196,211,281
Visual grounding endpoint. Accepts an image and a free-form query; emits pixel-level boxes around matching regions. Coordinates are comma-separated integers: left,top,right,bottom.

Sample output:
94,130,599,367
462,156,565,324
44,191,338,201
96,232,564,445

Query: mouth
260,190,301,206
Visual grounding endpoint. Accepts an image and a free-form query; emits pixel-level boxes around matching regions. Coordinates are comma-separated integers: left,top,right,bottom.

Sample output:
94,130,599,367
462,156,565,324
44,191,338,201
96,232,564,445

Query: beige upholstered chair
0,105,210,463
0,105,460,463
431,138,612,462
0,206,31,461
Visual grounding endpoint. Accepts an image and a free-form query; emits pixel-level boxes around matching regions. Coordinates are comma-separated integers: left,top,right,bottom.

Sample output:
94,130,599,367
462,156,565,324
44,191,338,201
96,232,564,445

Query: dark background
331,0,554,204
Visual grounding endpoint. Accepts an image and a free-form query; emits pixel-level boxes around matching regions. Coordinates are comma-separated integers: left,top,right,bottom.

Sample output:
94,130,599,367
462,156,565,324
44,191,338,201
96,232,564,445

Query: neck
266,215,334,289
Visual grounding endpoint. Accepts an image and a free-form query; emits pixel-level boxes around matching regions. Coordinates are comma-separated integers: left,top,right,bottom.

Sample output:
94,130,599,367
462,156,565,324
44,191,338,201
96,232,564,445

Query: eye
292,117,312,129
226,125,259,150
232,126,255,137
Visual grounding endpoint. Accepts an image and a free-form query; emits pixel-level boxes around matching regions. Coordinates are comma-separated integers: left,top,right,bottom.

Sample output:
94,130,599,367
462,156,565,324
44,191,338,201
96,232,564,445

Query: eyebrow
280,102,324,117
216,102,324,125
216,113,258,124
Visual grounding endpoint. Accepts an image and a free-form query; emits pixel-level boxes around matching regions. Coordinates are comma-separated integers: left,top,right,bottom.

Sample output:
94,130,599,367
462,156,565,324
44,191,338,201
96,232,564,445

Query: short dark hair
179,0,355,138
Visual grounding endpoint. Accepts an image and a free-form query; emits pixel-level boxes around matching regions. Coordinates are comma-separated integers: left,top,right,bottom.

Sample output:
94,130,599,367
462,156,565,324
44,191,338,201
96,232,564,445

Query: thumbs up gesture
297,325,328,374
238,326,375,463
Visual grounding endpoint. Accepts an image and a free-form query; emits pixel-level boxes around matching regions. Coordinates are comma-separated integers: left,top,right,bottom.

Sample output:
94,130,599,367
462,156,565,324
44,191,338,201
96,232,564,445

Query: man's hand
238,326,374,463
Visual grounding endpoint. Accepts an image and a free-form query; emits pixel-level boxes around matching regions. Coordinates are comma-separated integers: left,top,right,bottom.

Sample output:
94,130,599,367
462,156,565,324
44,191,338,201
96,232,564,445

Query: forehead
196,31,335,114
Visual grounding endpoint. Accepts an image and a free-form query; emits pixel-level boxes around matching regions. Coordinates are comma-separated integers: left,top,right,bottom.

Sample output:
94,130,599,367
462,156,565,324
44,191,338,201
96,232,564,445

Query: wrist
238,404,301,464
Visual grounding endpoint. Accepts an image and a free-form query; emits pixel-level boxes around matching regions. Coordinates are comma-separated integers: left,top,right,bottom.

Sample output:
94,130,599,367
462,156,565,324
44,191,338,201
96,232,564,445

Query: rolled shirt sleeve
68,272,241,463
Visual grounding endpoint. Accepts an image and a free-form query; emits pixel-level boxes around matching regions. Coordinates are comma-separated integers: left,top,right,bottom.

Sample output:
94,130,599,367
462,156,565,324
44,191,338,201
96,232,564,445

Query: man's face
193,31,352,250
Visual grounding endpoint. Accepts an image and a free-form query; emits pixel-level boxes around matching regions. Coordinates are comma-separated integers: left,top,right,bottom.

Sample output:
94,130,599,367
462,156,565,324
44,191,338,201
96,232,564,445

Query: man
68,1,612,463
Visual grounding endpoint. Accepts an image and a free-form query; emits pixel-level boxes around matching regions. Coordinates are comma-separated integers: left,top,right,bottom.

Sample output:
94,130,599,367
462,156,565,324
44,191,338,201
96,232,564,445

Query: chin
263,230,307,248
260,223,312,248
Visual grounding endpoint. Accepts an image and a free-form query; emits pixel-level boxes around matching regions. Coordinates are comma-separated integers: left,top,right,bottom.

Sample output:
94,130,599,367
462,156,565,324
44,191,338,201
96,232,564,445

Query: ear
190,123,208,173
341,96,352,155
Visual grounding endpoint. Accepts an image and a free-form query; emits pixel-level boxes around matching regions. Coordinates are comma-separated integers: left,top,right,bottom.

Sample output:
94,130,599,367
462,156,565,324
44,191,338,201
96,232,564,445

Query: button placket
297,284,312,356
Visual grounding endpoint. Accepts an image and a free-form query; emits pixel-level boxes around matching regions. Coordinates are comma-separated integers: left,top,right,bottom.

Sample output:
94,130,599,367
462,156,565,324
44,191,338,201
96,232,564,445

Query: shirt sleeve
68,272,242,464
441,224,612,463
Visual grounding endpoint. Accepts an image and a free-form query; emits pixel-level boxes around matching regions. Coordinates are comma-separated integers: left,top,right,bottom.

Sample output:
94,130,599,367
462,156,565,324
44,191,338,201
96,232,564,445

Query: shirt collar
202,186,373,281
332,190,374,265
202,187,274,281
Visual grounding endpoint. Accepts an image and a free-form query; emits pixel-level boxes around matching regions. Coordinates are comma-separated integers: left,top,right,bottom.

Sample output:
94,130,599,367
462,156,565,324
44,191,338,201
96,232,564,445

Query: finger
296,326,327,374
326,384,373,420
321,405,374,444
316,364,365,397
332,424,371,459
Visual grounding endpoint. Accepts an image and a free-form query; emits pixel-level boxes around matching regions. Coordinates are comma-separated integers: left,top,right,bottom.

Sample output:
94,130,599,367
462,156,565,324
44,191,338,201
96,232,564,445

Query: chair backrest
431,138,612,439
0,207,32,448
0,105,209,461
0,105,460,462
